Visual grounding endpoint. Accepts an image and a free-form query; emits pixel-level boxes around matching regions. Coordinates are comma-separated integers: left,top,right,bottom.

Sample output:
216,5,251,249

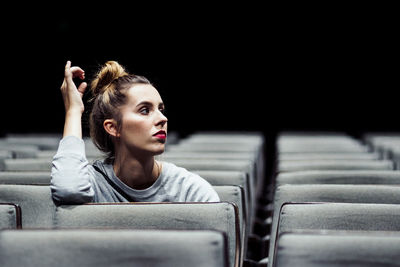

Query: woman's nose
156,110,168,126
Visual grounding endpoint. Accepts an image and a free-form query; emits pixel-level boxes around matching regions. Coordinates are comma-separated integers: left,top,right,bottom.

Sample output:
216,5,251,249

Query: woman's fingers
70,66,85,80
64,61,72,77
61,61,86,114
63,61,86,92
65,60,71,70
65,61,85,80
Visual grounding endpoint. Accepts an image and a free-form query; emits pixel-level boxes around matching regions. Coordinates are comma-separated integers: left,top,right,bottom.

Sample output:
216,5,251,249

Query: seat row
0,131,266,267
266,132,400,267
0,229,229,267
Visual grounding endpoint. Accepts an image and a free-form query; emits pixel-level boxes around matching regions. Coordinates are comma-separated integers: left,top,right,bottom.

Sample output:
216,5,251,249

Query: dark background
1,4,398,140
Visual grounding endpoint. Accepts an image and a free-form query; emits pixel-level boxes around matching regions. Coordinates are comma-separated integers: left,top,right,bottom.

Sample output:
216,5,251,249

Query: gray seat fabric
0,151,12,160
277,135,367,154
278,203,400,234
0,172,51,185
0,157,101,171
161,152,255,160
275,231,400,267
184,131,264,144
167,147,265,192
169,141,262,165
167,159,255,174
214,185,247,260
363,134,400,159
0,158,52,171
276,170,400,186
0,185,55,228
0,174,249,246
278,152,380,161
0,229,229,267
54,202,239,267
268,184,400,267
0,184,242,265
277,143,367,154
392,147,400,170
0,204,20,229
278,145,368,154
363,133,400,149
277,160,394,173
196,170,252,228
167,143,260,153
3,135,61,150
0,171,252,225
278,132,355,140
0,143,40,159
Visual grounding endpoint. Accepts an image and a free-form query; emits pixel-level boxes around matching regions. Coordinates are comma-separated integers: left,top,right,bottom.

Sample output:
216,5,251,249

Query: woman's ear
103,119,120,137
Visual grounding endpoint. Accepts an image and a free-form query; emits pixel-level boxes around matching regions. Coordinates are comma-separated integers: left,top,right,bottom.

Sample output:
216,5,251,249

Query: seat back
269,184,400,267
276,170,400,186
277,135,367,154
161,152,254,160
278,202,400,234
54,202,240,267
0,143,40,159
197,170,252,227
166,143,260,153
0,229,229,267
277,160,394,173
0,172,51,185
0,185,55,228
275,231,400,267
0,158,52,171
278,152,380,161
0,151,12,160
0,204,21,229
214,185,247,260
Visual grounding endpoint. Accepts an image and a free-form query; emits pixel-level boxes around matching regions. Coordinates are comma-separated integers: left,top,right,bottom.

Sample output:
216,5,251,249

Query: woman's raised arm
60,61,87,139
51,61,94,205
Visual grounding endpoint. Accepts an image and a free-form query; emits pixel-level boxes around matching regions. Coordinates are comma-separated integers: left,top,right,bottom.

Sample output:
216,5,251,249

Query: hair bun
91,61,129,96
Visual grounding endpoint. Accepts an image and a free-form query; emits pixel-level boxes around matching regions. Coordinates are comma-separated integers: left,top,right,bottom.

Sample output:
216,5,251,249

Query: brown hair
89,61,150,161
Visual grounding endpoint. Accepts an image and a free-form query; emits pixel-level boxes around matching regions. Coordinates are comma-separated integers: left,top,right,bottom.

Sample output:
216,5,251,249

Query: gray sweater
51,136,220,204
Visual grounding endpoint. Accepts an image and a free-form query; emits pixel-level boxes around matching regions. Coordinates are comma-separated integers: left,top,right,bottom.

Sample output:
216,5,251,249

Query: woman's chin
150,144,166,156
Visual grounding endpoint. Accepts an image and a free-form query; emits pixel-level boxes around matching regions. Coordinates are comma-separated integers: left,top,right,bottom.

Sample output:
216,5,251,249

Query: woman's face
116,84,168,156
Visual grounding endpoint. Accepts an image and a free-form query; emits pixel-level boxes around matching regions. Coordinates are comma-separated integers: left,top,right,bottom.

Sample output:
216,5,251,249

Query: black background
1,4,398,139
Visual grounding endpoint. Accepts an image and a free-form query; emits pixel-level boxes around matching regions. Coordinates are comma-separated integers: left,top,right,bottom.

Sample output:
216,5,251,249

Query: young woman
51,61,220,204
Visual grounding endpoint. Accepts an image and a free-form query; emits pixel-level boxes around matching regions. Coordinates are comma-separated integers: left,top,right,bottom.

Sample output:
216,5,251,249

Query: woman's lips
153,130,167,139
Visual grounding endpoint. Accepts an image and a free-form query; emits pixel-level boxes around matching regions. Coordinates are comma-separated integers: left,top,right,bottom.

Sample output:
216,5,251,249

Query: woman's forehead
126,84,163,105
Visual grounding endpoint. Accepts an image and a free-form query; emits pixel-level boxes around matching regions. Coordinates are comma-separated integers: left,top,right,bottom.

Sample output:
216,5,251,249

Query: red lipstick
153,130,167,139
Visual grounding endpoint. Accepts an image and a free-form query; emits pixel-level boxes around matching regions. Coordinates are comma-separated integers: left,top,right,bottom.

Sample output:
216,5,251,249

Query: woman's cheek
123,115,149,134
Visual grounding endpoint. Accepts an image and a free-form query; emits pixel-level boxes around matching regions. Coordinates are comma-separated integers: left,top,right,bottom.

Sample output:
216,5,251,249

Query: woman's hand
61,61,87,139
61,61,87,115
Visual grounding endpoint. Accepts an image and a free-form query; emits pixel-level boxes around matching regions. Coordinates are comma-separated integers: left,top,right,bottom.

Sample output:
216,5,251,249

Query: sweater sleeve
50,136,94,204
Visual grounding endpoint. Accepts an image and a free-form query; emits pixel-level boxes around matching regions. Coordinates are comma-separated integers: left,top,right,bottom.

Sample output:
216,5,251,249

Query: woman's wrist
63,110,83,139
65,108,84,118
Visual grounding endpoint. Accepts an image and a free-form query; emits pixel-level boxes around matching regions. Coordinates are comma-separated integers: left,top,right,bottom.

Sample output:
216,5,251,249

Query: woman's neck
113,151,161,190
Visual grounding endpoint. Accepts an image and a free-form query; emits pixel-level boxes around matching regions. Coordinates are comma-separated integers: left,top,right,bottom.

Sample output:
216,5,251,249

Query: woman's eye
140,107,150,115
159,108,165,114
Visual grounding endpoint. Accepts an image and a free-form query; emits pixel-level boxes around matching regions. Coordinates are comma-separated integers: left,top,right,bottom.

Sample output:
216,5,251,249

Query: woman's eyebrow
136,101,164,107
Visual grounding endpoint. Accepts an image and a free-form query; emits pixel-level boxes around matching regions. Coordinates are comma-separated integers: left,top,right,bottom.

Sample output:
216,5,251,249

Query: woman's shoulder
161,161,220,202
162,161,196,177
161,161,211,186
